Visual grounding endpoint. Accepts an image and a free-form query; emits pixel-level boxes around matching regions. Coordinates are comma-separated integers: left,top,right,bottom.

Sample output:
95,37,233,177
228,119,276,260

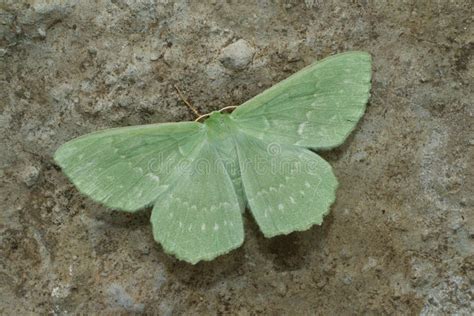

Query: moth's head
204,111,234,134
204,111,225,126
208,110,223,119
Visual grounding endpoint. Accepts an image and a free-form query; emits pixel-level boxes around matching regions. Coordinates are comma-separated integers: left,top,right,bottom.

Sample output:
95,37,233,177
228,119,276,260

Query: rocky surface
1,1,472,314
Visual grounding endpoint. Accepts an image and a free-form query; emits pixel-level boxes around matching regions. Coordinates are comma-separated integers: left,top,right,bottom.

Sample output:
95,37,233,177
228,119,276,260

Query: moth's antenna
218,105,237,113
174,85,201,118
193,105,238,122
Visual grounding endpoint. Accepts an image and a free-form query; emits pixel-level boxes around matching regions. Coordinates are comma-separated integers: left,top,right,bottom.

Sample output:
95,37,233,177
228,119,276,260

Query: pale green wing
231,52,372,149
235,134,338,237
54,122,205,212
151,141,244,264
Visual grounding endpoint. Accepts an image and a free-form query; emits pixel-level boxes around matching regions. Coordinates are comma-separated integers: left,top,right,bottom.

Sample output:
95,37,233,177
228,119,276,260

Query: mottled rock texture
1,1,472,314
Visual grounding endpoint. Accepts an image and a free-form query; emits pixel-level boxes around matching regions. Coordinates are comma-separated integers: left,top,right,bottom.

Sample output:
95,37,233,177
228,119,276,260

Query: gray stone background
0,0,472,314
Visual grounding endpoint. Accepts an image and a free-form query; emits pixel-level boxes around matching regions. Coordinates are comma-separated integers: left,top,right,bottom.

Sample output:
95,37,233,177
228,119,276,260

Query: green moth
54,51,372,264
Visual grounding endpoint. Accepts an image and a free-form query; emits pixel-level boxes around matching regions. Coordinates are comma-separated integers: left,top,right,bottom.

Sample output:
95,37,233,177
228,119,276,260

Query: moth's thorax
203,112,237,139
